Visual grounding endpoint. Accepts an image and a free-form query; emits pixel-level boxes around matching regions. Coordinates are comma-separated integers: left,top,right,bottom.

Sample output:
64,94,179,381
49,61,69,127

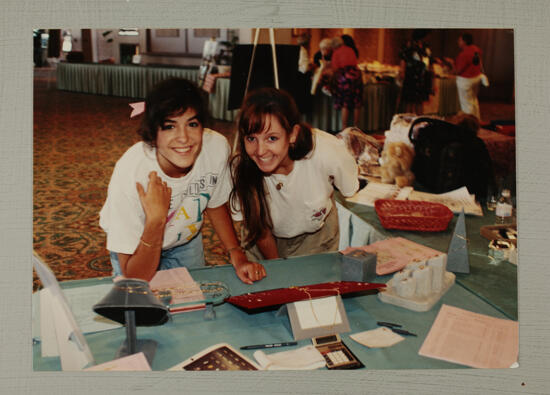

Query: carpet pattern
33,70,235,290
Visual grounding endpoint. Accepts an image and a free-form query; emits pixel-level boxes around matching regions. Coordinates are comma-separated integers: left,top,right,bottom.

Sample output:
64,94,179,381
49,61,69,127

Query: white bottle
495,189,513,224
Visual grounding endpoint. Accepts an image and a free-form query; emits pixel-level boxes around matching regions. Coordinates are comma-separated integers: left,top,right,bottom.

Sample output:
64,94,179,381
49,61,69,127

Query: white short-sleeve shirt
99,129,231,254
232,128,359,238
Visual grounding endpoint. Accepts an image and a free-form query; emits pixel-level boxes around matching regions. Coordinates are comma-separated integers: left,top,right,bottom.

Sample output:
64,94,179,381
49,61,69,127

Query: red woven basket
374,199,454,232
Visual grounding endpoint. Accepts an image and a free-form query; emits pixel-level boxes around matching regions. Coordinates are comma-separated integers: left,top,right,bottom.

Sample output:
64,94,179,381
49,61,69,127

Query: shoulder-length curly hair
230,88,314,248
137,77,209,146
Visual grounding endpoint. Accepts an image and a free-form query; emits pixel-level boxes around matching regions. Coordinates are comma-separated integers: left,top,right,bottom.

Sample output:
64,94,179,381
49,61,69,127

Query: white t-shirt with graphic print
232,128,359,238
99,128,231,254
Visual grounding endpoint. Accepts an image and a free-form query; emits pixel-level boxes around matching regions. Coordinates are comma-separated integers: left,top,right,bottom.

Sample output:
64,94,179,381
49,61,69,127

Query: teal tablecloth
33,251,515,371
336,196,518,320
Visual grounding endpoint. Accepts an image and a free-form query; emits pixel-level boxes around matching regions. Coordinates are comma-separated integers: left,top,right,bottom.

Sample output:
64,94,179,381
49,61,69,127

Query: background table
33,249,515,371
305,82,400,132
306,77,460,133
57,63,461,130
57,63,199,98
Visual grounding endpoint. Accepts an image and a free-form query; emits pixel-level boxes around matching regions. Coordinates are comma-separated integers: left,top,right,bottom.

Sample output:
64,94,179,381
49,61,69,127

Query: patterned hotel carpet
33,71,235,290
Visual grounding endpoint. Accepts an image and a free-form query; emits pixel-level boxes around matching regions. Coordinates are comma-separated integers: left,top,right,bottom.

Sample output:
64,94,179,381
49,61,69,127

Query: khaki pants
242,202,340,261
456,75,482,119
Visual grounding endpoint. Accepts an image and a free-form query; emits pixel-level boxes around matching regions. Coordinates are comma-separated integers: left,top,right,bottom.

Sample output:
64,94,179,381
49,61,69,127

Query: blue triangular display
447,209,470,274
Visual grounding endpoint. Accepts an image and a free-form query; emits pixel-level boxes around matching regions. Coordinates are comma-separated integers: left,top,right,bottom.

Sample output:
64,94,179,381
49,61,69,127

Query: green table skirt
56,64,460,126
57,63,199,99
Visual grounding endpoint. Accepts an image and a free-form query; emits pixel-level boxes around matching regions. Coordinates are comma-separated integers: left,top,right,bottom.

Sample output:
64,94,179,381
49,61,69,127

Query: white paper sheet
346,182,413,206
350,327,405,348
63,284,122,334
418,304,519,368
253,345,325,370
409,187,483,216
33,254,95,370
347,183,482,216
84,352,151,371
50,293,95,370
39,288,59,357
294,296,343,330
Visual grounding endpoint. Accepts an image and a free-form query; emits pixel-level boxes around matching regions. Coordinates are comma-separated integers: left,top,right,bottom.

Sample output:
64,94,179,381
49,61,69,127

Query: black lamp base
116,338,158,367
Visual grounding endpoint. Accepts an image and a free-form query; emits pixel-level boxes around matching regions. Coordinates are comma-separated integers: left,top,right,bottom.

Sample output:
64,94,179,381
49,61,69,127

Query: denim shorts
109,233,206,277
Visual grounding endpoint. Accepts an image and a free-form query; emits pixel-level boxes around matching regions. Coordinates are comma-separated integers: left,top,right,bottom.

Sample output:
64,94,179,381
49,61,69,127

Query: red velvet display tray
225,281,386,311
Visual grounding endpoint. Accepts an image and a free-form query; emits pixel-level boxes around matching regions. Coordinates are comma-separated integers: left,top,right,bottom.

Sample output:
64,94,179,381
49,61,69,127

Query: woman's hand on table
230,249,266,284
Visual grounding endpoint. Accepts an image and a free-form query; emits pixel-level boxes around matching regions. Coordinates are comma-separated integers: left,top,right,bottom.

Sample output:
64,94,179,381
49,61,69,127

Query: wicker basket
374,199,454,232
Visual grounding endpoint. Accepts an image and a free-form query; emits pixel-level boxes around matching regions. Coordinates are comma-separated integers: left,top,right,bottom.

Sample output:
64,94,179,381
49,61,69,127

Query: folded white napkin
253,345,326,370
350,327,404,348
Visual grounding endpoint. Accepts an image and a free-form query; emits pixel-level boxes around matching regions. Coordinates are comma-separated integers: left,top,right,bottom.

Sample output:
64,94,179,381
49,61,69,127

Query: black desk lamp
93,279,169,366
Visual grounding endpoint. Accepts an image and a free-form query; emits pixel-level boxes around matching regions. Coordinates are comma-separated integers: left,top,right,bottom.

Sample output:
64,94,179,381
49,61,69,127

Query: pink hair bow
129,101,145,118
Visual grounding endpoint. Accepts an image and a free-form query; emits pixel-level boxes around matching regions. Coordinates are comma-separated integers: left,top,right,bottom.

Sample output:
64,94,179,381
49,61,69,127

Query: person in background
330,35,363,130
341,34,359,58
297,33,311,74
398,29,434,115
311,38,334,97
230,88,359,261
99,78,265,284
450,33,484,119
313,38,333,68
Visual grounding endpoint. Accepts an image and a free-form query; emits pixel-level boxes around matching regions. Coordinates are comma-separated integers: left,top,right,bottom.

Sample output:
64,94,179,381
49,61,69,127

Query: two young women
100,79,358,283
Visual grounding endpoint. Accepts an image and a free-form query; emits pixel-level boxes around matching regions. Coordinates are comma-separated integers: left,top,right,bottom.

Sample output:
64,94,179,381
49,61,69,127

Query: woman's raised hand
136,171,172,224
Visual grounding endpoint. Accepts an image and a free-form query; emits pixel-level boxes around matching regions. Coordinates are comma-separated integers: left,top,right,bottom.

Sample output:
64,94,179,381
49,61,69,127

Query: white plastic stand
378,254,455,312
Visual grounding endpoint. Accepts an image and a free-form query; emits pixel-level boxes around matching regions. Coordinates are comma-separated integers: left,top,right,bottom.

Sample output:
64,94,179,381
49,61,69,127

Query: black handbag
408,117,494,202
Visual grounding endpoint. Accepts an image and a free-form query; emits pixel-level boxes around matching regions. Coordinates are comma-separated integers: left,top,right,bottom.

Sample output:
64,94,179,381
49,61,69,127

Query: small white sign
294,296,343,330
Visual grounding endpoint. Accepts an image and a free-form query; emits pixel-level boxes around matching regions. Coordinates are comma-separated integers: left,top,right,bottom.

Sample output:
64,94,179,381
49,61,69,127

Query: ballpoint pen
240,341,298,350
390,328,417,337
377,321,402,328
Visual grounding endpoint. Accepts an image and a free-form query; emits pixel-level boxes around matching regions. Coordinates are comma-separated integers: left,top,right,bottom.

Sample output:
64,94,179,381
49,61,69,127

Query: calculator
312,334,363,369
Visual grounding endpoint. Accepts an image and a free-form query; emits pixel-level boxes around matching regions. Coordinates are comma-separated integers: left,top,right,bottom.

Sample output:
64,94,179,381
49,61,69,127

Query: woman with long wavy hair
230,87,359,260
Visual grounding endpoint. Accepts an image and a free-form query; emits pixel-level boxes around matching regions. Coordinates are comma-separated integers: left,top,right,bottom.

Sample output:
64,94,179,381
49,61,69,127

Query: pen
377,321,402,328
390,328,417,337
240,341,297,350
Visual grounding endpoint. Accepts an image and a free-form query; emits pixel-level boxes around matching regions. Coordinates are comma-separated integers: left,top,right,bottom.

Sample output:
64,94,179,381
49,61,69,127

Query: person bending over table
230,87,359,261
99,77,265,284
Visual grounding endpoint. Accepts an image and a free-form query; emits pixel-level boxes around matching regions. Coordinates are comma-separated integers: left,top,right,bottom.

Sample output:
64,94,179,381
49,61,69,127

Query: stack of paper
347,182,413,206
418,304,519,368
347,182,483,216
84,352,151,371
149,267,205,313
408,187,483,216
350,327,405,348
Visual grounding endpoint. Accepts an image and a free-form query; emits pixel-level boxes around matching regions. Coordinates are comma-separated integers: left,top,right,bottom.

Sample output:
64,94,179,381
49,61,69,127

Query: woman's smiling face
243,114,298,175
155,108,203,178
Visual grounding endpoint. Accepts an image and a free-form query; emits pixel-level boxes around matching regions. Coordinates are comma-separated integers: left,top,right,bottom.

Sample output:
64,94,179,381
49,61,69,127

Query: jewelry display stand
378,254,455,312
277,295,351,341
